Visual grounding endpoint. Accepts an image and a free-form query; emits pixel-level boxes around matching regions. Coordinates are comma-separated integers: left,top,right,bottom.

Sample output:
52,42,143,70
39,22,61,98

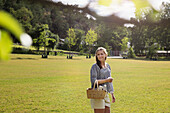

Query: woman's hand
107,77,113,83
111,93,116,103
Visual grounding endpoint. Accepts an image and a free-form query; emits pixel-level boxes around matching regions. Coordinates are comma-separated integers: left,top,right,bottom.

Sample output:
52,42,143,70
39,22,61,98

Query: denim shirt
90,63,114,93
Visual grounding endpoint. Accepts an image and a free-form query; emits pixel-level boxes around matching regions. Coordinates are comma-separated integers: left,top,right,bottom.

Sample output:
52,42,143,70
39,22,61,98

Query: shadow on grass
67,58,82,60
47,57,82,60
129,58,170,61
11,56,83,61
50,110,60,112
46,58,67,60
11,57,38,60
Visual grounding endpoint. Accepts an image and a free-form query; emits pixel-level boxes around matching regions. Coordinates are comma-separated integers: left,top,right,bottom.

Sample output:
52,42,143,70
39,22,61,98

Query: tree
0,0,4,10
146,43,159,59
27,1,45,27
66,28,76,50
120,37,129,53
95,23,112,48
46,35,57,51
130,2,170,58
74,29,85,52
158,27,170,57
158,3,170,57
10,7,33,33
85,29,97,57
128,47,136,58
50,7,69,38
111,26,129,51
48,33,59,50
104,42,111,56
131,25,148,55
65,28,76,58
33,24,50,54
33,24,59,57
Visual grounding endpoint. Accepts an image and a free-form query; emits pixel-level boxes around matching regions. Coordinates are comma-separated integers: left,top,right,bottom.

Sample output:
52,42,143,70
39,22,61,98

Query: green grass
0,54,170,113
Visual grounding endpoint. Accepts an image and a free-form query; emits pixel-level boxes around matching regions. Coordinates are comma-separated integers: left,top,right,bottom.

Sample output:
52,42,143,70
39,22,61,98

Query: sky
53,0,169,20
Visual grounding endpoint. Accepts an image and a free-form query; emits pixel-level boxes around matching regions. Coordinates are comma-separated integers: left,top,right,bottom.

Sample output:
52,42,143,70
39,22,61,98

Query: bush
146,43,159,59
57,51,65,56
79,50,86,56
128,47,136,58
12,47,35,54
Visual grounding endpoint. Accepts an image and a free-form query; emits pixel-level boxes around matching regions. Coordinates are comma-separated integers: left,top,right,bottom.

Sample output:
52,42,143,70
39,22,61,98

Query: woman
90,47,115,113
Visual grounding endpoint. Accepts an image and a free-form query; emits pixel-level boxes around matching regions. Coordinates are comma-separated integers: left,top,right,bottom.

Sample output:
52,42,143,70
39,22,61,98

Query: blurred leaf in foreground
0,30,12,60
0,10,23,40
0,10,32,61
98,0,112,6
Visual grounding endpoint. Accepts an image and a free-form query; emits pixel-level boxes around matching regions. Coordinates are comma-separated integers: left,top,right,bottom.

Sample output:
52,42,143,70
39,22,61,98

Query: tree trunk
167,50,169,58
44,46,46,55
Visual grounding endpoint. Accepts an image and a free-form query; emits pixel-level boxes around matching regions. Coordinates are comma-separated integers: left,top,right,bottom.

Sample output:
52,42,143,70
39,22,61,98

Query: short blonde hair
95,47,108,55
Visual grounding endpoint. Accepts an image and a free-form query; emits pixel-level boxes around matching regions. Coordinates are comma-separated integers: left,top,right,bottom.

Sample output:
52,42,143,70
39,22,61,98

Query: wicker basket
87,80,106,99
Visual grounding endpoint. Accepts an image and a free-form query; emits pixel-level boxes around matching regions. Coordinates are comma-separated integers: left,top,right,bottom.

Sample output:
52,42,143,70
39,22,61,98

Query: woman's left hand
111,93,116,103
112,96,116,103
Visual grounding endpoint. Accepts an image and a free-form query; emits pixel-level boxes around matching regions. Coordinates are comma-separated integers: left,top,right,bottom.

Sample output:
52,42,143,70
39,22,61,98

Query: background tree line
0,0,169,58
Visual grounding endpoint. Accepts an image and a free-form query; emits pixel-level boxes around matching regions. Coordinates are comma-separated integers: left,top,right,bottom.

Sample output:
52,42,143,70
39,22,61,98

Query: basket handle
93,80,99,90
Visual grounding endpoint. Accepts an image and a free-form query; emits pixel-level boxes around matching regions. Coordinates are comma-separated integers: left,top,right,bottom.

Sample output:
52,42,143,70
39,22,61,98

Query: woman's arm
97,77,113,84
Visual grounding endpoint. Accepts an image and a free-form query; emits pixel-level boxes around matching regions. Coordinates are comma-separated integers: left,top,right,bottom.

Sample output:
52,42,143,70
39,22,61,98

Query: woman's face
96,50,107,62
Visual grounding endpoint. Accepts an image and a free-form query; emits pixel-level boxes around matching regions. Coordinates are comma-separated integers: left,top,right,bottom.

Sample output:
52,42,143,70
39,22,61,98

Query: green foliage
157,3,170,53
57,51,65,56
46,38,56,50
120,37,129,52
128,47,136,58
85,29,97,54
85,29,97,46
50,33,60,50
95,24,112,48
0,0,4,10
74,29,85,51
0,10,23,39
33,24,58,52
10,7,33,33
66,28,76,50
104,42,111,56
34,24,51,49
146,43,159,58
131,25,145,53
0,30,12,60
10,7,33,23
111,26,129,50
131,3,170,56
0,10,32,60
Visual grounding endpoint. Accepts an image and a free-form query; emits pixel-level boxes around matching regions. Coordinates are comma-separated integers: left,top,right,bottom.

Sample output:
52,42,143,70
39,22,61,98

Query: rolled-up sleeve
107,82,114,93
90,64,97,88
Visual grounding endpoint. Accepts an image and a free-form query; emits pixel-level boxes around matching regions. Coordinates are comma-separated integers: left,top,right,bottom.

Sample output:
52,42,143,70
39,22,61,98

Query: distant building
157,50,170,57
110,50,122,56
59,38,65,45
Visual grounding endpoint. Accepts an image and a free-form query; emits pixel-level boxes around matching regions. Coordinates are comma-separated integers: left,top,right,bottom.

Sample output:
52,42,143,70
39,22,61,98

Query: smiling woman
90,47,115,113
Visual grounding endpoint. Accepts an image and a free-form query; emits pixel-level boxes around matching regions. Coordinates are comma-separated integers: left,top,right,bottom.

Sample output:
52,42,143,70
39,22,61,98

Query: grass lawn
0,54,170,113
